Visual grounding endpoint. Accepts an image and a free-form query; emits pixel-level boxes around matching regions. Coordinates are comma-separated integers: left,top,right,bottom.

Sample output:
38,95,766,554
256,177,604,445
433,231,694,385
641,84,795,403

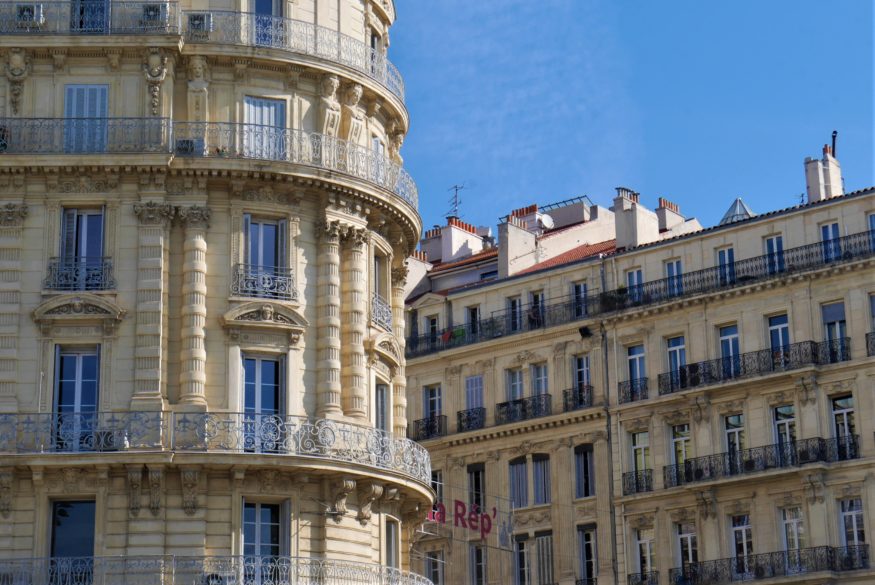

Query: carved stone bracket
5,48,31,115
142,48,168,116
181,468,199,516
331,478,356,521
134,201,175,226
696,489,716,520
796,374,817,406
128,466,143,517
0,203,27,226
0,468,12,518
692,395,711,424
148,467,162,516
357,482,384,525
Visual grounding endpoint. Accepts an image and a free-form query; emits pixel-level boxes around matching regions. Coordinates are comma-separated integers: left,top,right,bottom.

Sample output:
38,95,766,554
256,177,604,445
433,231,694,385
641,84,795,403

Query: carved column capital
0,203,28,226
134,201,175,226
177,205,211,228
391,265,408,288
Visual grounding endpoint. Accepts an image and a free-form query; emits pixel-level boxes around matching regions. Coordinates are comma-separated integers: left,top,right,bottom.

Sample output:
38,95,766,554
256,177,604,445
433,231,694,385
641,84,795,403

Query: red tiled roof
430,248,498,273
517,239,616,275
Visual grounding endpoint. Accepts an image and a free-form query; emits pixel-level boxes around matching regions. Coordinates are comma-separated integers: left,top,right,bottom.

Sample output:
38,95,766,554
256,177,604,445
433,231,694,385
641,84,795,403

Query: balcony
0,117,171,154
44,256,115,291
662,435,859,488
564,385,594,411
172,122,417,209
181,11,404,102
231,263,297,301
658,339,852,396
576,579,598,585
495,393,552,425
0,1,179,35
0,555,435,585
406,229,875,358
867,332,875,357
619,378,648,404
676,545,869,584
371,293,393,331
457,407,486,432
0,411,431,485
628,571,658,585
622,469,653,495
411,415,447,441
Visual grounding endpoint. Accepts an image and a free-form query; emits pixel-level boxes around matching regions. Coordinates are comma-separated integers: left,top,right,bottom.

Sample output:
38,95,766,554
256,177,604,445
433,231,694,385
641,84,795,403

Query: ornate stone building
406,148,875,585
0,1,432,583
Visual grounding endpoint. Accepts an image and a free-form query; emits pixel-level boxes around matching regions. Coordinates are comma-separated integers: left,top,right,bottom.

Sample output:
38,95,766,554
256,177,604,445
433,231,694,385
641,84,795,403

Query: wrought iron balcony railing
564,385,594,411
658,339,852,396
172,122,417,209
0,555,435,585
0,411,164,453
576,579,598,585
44,256,115,291
663,435,859,488
628,571,659,585
411,415,447,441
231,263,297,301
495,393,552,425
0,1,180,35
622,469,653,495
677,545,869,584
457,407,486,432
371,293,393,331
406,229,875,358
182,11,404,101
619,378,648,404
0,117,172,154
868,332,875,357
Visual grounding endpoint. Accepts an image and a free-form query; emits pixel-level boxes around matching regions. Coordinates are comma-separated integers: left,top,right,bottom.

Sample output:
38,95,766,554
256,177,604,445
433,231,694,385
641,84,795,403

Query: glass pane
51,501,95,557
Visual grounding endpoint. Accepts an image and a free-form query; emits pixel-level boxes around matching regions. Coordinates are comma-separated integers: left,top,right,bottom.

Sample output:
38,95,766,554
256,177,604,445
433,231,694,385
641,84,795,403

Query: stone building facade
0,1,433,583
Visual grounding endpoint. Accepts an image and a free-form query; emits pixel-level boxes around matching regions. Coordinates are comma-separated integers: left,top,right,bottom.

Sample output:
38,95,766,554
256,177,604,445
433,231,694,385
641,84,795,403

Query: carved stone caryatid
317,220,344,417
340,83,365,143
389,131,404,165
0,203,27,227
391,263,408,435
142,48,168,116
187,56,210,123
319,74,342,136
177,206,210,408
5,48,31,115
341,227,368,418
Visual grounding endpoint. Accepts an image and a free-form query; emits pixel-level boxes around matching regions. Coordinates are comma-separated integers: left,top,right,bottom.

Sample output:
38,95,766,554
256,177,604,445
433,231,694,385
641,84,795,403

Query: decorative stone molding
838,482,862,499
187,56,210,122
512,350,538,365
804,472,825,504
106,49,121,71
343,227,369,249
366,333,402,370
796,374,817,406
142,48,168,116
177,205,211,228
585,430,608,444
0,203,27,227
515,508,551,527
696,489,716,520
243,186,290,205
516,441,533,456
259,470,279,493
727,498,752,516
61,468,83,493
133,201,175,226
630,514,654,530
825,378,857,396
331,478,356,520
340,83,365,143
624,418,650,433
486,450,500,462
451,457,466,469
33,294,126,337
575,502,596,517
382,487,400,503
5,48,30,115
663,410,690,426
780,493,802,508
222,301,308,347
766,390,794,407
128,466,143,517
148,467,162,516
0,468,12,518
692,395,711,424
51,49,67,72
357,482,384,525
50,174,119,194
391,265,408,287
669,508,696,524
180,468,199,516
714,398,746,415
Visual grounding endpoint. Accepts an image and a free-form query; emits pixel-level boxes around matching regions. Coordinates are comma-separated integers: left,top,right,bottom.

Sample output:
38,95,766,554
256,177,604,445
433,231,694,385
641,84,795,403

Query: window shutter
61,209,78,259
53,345,61,411
280,499,291,555
95,207,105,257
279,353,287,415
242,214,252,265
278,218,288,269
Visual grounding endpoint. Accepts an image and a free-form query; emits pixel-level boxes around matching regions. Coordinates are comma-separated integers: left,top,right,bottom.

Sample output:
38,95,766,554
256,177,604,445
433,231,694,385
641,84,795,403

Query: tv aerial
446,184,465,218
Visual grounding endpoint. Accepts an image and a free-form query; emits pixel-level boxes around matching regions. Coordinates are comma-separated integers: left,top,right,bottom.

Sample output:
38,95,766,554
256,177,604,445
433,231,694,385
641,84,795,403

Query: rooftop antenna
831,130,837,157
446,184,465,219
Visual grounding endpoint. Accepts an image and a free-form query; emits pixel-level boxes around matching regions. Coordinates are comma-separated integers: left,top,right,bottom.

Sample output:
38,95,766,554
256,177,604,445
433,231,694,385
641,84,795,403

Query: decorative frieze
0,203,27,227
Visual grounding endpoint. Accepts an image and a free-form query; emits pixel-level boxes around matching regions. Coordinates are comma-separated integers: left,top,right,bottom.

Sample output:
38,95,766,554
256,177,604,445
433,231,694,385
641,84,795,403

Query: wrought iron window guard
456,407,486,432
495,394,552,425
658,339,852,396
44,256,115,291
0,555,435,585
0,1,180,35
182,10,404,101
231,263,297,301
371,293,393,331
411,415,446,441
0,411,164,453
564,385,594,411
172,122,417,209
619,378,648,404
576,579,598,585
628,571,659,585
406,229,875,358
622,469,653,495
0,117,172,154
662,435,859,488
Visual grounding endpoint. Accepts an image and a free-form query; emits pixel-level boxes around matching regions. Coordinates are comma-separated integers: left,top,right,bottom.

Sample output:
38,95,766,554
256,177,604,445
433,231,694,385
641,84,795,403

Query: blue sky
391,0,874,232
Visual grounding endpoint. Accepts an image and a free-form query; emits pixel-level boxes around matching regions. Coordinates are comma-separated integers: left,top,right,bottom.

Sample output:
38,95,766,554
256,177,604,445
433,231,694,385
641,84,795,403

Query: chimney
612,187,659,250
805,143,843,203
656,197,684,232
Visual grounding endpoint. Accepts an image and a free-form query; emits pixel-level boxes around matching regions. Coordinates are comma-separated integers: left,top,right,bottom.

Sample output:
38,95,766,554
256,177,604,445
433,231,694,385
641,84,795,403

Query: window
531,364,548,396
631,431,649,472
528,291,544,328
373,253,388,299
506,369,524,401
243,96,286,159
64,85,109,153
765,234,785,274
372,138,386,183
572,281,588,318
468,463,485,511
57,208,106,291
870,213,875,250
832,395,857,460
821,222,841,262
574,445,595,498
386,519,399,568
469,544,486,585
51,501,95,558
577,525,597,581
627,344,646,382
533,454,551,505
626,268,644,302
467,306,480,335
465,375,484,410
719,325,740,378
840,498,865,546
870,293,875,332
574,355,591,389
54,346,100,451
423,385,442,418
535,532,554,585
781,507,805,552
431,470,443,506
508,296,523,332
821,302,847,362
375,383,388,432
514,537,530,585
425,550,444,585
253,0,282,45
677,522,698,566
509,457,528,509
480,270,498,281
773,405,796,465
243,502,284,557
426,316,439,341
672,424,690,465
243,215,288,297
243,356,284,452
768,314,790,361
665,259,683,296
732,515,753,574
717,247,736,285
725,414,744,474
667,336,686,389
636,528,654,573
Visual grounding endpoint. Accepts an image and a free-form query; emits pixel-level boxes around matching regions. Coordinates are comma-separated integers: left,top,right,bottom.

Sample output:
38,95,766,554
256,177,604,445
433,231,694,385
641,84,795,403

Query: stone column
341,227,367,419
131,201,174,411
316,221,342,417
592,431,616,584
391,264,408,436
0,203,27,412
177,205,210,409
